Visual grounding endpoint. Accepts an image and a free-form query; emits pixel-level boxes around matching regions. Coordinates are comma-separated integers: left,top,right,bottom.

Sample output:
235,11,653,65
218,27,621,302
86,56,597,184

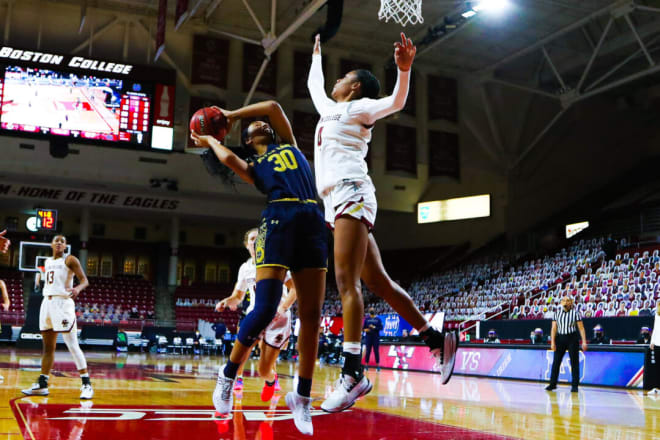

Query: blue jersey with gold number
251,144,318,202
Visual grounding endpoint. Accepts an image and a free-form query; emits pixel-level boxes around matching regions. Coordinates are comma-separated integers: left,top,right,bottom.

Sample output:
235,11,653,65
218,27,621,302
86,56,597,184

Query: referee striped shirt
553,308,581,335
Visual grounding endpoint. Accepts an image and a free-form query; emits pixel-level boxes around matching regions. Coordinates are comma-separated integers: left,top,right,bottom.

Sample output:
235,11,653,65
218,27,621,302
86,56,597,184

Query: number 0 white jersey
234,258,292,314
43,256,73,297
307,54,410,196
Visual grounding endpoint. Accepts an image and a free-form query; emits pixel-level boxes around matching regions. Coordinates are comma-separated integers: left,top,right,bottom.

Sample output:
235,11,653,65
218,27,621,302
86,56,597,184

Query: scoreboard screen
0,46,175,151
36,209,57,231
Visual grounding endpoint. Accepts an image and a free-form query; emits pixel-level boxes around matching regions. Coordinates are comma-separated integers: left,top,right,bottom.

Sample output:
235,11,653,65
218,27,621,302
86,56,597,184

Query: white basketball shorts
262,309,292,349
40,296,76,332
322,179,377,231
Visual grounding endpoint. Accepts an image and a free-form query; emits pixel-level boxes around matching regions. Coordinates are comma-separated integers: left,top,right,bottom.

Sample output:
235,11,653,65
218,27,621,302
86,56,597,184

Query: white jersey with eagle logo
43,256,74,297
307,54,410,197
40,256,77,332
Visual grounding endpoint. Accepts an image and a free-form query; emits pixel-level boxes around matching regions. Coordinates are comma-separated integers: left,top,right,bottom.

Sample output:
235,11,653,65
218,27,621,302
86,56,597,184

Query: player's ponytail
354,69,380,99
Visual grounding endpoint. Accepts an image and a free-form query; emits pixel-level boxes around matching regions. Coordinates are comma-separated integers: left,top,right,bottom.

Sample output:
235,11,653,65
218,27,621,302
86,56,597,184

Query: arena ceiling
31,1,658,75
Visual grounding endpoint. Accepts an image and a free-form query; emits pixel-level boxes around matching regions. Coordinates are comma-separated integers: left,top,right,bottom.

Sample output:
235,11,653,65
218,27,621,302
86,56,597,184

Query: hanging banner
292,111,319,160
428,75,457,122
386,124,417,175
429,130,460,179
191,35,229,89
155,0,168,61
175,0,189,30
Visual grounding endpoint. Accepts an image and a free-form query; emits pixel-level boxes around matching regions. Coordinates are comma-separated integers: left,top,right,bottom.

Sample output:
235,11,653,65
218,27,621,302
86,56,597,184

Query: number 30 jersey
251,144,319,202
43,256,73,297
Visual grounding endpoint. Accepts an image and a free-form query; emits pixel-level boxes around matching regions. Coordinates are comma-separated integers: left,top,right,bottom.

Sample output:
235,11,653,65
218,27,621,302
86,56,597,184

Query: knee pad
237,278,283,346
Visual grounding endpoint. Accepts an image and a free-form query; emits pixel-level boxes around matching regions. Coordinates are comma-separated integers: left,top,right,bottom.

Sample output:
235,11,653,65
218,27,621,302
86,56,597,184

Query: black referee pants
549,332,580,387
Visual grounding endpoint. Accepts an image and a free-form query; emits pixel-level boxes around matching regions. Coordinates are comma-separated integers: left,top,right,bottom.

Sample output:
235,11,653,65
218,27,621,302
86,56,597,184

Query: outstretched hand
313,34,321,56
394,32,416,72
211,106,236,132
190,131,217,148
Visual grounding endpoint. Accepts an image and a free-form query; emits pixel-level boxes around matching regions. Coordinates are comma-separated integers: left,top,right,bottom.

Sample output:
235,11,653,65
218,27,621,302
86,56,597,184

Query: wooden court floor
0,349,658,439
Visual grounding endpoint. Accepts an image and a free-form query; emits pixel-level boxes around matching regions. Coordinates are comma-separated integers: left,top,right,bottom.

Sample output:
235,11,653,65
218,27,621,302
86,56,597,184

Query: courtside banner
364,344,645,388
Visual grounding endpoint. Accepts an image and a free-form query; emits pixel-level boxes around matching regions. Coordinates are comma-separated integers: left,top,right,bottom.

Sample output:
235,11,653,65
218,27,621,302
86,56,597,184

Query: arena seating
75,275,156,330
174,282,241,332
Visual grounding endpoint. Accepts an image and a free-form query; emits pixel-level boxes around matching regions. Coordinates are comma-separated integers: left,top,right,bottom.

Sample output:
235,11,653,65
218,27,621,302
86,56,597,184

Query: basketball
189,107,228,142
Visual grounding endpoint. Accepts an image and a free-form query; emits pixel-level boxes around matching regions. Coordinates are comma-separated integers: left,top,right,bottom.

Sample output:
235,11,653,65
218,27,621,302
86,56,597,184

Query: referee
546,297,587,392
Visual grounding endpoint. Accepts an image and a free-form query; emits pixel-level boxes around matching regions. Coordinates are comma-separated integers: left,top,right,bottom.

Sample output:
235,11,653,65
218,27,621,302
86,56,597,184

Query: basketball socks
342,342,363,380
265,378,276,387
223,360,240,379
81,373,91,386
297,377,312,398
38,374,49,388
420,327,442,349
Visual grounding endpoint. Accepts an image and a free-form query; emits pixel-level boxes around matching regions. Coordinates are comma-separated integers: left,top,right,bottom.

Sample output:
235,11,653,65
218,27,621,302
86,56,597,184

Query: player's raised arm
65,255,89,300
191,132,255,184
223,101,297,147
352,33,414,125
307,34,334,113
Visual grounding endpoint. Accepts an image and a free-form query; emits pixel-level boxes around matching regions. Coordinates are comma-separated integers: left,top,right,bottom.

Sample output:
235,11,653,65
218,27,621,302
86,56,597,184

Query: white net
378,0,424,27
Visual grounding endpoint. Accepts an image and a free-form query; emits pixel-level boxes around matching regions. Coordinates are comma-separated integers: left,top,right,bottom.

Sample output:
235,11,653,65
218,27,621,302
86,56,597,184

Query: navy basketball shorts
255,201,328,272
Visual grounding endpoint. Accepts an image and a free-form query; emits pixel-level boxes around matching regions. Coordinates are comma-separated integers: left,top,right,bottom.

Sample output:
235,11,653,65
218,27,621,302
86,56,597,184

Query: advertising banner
364,344,645,388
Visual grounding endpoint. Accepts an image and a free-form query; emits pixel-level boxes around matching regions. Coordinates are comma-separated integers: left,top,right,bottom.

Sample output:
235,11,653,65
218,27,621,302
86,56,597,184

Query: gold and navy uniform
251,144,328,272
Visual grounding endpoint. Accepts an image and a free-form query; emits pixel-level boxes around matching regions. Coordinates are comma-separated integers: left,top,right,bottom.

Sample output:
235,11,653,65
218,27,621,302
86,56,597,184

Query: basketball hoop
378,0,424,27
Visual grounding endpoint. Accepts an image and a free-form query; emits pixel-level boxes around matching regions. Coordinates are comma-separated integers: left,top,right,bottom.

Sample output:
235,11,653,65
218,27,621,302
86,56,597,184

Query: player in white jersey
216,228,297,402
308,33,458,412
22,235,94,399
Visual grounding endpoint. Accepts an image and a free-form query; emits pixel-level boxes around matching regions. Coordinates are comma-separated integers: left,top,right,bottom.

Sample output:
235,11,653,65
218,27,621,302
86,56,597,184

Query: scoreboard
0,46,176,151
36,209,57,231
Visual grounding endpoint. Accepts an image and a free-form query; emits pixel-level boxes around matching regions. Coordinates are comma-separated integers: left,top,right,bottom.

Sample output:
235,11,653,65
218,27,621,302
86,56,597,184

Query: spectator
604,302,617,317
115,328,128,352
594,302,605,318
638,327,652,344
530,328,547,344
485,329,500,344
616,302,628,317
212,320,226,340
590,325,607,344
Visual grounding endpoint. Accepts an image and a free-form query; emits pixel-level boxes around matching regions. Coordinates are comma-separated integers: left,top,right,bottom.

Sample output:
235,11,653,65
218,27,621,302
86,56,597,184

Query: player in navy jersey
191,100,327,436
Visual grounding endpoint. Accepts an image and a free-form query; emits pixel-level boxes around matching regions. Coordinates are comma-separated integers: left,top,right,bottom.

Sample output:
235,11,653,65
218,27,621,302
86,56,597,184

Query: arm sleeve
307,54,334,113
349,68,410,126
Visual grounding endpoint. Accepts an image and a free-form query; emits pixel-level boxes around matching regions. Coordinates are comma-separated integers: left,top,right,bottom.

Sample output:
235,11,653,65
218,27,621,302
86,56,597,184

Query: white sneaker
285,392,313,436
80,384,94,400
212,366,234,415
22,383,49,396
320,374,372,413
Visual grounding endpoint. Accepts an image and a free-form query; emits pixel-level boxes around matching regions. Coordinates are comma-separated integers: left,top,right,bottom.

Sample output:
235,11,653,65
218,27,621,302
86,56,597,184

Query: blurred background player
191,99,327,436
21,235,94,399
363,308,383,371
308,32,457,413
216,227,297,401
0,278,9,381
